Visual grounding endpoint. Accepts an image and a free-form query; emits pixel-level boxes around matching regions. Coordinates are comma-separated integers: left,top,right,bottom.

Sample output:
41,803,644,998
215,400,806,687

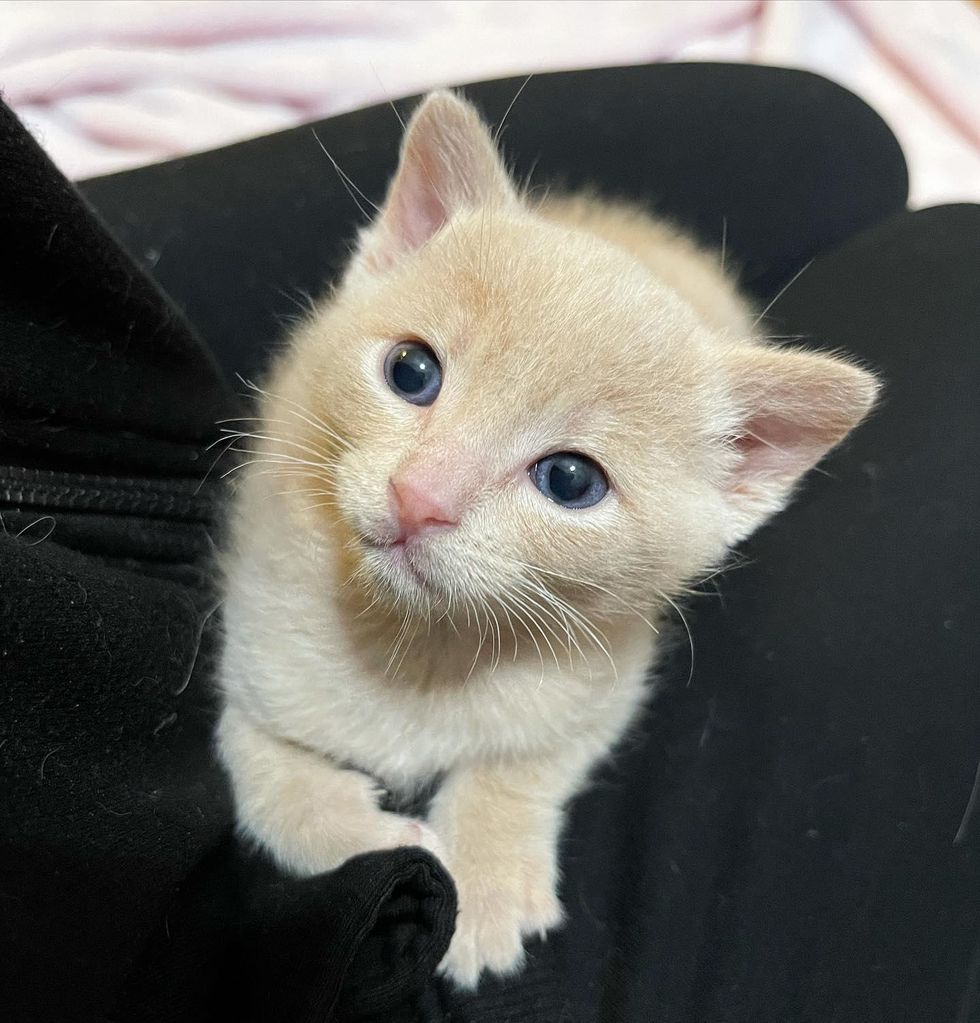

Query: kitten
216,91,878,988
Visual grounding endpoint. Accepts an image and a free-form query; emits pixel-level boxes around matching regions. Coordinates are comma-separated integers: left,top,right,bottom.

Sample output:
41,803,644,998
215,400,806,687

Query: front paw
378,813,447,863
439,861,563,989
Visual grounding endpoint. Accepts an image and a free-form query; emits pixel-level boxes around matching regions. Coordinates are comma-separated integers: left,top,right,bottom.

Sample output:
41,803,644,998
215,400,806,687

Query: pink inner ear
731,412,831,484
388,170,448,255
357,92,519,276
721,346,877,529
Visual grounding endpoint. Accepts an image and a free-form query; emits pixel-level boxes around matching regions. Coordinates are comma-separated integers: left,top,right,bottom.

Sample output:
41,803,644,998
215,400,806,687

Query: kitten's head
271,92,877,639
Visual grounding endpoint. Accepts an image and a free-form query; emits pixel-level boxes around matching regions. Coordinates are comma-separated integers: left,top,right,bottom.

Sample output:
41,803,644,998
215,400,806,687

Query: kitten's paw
378,813,447,863
438,864,564,989
439,886,526,989
519,878,563,939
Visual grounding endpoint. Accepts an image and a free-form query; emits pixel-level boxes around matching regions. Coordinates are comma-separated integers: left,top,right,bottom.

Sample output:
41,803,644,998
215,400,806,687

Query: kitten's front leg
217,703,443,875
430,750,596,989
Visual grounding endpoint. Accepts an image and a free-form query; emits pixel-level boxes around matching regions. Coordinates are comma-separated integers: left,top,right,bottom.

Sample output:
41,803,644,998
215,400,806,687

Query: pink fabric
1,1,977,206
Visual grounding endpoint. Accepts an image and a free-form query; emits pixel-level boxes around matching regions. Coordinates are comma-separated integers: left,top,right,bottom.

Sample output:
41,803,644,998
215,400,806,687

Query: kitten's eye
384,341,442,406
530,453,608,509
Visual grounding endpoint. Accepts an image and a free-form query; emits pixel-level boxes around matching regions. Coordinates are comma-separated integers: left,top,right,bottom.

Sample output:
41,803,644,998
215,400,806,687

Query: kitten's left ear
720,345,880,543
354,91,517,275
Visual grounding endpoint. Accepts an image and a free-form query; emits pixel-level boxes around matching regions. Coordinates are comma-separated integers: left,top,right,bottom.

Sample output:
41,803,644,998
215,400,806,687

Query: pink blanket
2,0,978,206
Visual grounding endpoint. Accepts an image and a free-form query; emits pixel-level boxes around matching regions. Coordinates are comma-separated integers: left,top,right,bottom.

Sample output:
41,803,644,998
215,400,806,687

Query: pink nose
389,473,460,538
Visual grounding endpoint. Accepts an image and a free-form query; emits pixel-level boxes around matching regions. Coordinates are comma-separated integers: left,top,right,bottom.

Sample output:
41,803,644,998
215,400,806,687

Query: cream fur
216,91,878,989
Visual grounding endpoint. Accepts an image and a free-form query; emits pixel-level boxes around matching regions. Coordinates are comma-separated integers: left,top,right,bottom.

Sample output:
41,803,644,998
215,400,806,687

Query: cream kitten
216,91,878,988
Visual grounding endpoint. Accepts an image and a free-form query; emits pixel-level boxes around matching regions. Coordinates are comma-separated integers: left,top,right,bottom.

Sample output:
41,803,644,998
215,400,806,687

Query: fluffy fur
216,91,878,988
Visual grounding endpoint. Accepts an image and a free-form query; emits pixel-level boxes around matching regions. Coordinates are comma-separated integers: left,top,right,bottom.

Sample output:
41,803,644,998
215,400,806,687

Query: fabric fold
0,99,236,475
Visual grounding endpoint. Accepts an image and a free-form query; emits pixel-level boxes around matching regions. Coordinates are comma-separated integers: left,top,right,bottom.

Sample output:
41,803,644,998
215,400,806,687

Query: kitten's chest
279,647,643,786
224,590,650,788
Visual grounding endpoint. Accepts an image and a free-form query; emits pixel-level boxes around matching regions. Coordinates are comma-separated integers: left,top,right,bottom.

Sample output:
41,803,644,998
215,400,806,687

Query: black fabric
116,845,456,1023
3,62,977,1023
0,101,233,475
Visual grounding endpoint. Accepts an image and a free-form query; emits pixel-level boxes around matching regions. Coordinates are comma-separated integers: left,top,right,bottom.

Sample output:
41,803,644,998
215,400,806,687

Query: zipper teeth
0,466,220,522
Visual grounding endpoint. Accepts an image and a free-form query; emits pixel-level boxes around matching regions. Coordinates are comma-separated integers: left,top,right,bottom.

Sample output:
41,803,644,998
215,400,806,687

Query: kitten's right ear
352,91,517,275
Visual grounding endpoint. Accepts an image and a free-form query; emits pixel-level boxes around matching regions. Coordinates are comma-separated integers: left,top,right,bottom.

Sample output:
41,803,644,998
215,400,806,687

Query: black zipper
0,465,220,522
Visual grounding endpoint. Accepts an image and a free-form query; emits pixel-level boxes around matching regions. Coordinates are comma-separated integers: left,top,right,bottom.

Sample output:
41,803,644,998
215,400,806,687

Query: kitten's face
267,92,876,639
283,211,734,626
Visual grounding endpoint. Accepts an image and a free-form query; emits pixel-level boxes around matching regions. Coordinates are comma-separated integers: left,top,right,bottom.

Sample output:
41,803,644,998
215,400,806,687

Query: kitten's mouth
360,535,430,589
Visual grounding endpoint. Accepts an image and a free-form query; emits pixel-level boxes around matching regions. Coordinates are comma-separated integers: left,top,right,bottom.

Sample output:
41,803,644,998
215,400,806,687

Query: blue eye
530,453,608,509
384,341,442,406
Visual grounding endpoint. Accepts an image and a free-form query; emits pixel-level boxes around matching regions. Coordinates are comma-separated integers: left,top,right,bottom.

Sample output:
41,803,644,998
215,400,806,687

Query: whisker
508,557,659,635
215,415,346,461
298,498,342,514
311,127,378,220
507,587,563,671
236,377,353,452
496,596,520,663
276,285,319,320
522,575,617,683
516,579,576,670
493,74,533,147
391,615,421,678
195,432,242,494
218,454,334,485
213,429,338,466
248,467,335,488
656,589,696,689
385,609,414,675
368,60,408,132
463,599,488,685
220,447,335,474
751,260,813,329
484,598,503,677
498,589,546,686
